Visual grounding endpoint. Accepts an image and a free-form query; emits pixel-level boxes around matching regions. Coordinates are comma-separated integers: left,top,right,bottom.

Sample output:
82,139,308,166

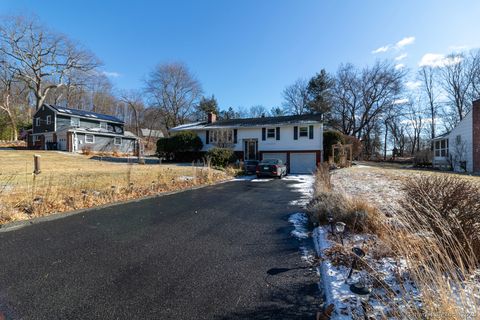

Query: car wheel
256,174,261,179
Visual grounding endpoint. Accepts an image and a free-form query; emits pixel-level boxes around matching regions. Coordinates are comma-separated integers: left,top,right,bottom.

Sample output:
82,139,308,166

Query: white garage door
262,153,287,164
290,153,317,174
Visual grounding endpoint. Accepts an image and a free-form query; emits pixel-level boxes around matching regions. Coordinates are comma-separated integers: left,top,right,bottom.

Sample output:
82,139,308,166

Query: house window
100,122,107,129
267,128,276,139
46,115,51,125
456,135,462,145
71,117,80,127
85,134,95,144
114,137,122,145
35,118,40,126
299,126,308,137
434,139,448,157
209,129,234,144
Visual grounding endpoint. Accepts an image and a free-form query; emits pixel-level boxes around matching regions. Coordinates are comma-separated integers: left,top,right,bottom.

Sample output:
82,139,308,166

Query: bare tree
0,57,24,140
0,16,100,111
248,105,268,117
282,78,309,115
120,90,144,137
418,66,439,141
438,52,477,122
404,99,425,155
144,62,202,131
331,61,405,156
331,63,361,135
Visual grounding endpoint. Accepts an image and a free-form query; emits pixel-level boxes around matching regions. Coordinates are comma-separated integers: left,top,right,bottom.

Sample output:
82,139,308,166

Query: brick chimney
473,99,480,172
207,112,217,124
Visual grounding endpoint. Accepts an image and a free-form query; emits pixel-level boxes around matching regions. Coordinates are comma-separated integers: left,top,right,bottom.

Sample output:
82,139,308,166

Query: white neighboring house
170,113,324,174
432,99,480,173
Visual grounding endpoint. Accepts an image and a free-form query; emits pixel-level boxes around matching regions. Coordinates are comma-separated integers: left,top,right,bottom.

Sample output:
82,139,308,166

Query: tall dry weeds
310,166,480,319
0,166,230,224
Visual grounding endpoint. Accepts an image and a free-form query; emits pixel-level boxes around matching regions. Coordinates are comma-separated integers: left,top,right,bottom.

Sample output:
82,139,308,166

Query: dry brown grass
312,165,480,319
308,165,382,233
0,150,231,224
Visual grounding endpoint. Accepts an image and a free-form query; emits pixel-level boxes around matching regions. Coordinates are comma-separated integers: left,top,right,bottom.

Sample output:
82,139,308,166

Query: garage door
262,153,287,164
290,153,317,174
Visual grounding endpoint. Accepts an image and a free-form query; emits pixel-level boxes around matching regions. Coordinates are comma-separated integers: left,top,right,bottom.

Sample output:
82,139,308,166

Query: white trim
114,137,122,145
299,126,308,137
85,134,95,144
100,122,107,129
266,128,276,139
35,118,40,126
46,115,52,125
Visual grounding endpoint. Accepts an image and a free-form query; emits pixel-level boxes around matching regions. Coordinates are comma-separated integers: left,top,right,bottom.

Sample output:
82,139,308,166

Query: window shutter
262,128,266,141
234,129,238,144
206,130,209,144
309,125,314,139
293,126,298,140
276,127,280,140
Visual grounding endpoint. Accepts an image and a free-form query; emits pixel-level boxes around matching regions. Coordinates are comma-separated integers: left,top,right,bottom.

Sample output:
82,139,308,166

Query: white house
432,99,480,173
170,113,324,174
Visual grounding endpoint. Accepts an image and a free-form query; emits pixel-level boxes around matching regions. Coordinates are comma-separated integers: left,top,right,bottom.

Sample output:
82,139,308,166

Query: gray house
29,104,138,154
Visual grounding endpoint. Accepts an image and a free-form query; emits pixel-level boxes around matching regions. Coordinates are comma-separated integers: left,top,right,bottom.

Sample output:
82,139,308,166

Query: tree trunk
384,122,388,160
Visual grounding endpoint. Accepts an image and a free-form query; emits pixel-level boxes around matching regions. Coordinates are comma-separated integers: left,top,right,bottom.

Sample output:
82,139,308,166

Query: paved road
0,177,321,319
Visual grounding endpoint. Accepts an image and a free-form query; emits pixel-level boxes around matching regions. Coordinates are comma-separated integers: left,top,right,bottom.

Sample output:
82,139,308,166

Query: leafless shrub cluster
401,175,480,266
308,165,382,233
310,167,480,318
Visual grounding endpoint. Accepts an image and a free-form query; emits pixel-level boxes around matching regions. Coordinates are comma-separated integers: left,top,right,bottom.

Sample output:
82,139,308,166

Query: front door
244,139,258,160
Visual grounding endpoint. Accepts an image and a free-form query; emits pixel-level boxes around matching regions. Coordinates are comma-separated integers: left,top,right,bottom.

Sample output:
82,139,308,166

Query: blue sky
1,0,480,110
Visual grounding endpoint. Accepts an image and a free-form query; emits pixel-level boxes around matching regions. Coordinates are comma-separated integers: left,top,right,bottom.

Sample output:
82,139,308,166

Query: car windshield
245,160,258,165
260,159,278,164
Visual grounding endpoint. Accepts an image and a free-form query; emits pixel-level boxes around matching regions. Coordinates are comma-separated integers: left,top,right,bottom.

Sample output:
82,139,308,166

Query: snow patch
288,212,310,239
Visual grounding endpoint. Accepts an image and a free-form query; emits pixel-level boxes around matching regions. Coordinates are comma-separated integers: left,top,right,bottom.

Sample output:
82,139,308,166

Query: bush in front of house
206,147,235,168
156,131,203,160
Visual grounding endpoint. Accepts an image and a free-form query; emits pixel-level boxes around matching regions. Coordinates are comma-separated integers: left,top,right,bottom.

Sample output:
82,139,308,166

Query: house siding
199,124,323,152
448,111,473,172
433,108,474,172
33,105,55,134
473,100,480,172
75,133,136,154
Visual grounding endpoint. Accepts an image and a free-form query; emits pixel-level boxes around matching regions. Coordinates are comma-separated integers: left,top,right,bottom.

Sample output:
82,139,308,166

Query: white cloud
418,53,462,67
394,63,405,70
405,80,422,90
372,45,390,54
394,98,409,105
102,71,121,78
371,36,415,54
395,36,415,49
395,53,408,61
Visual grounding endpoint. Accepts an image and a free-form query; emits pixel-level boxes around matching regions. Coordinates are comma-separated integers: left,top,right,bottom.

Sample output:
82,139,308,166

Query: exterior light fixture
327,212,334,235
345,247,366,283
335,222,346,245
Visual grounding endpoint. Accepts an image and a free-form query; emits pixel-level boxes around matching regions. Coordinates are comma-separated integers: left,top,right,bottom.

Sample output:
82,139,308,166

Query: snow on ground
284,174,315,206
330,165,408,214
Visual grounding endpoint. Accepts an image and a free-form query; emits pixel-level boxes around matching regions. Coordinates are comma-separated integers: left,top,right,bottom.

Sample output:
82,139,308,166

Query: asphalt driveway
0,177,320,320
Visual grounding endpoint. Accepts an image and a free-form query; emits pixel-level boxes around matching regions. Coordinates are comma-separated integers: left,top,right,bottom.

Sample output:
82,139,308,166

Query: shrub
323,130,345,161
206,147,235,167
156,131,203,159
307,165,381,233
401,175,480,266
81,145,92,155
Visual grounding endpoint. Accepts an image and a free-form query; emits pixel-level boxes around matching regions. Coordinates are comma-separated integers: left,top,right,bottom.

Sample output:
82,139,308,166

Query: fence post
34,154,41,175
